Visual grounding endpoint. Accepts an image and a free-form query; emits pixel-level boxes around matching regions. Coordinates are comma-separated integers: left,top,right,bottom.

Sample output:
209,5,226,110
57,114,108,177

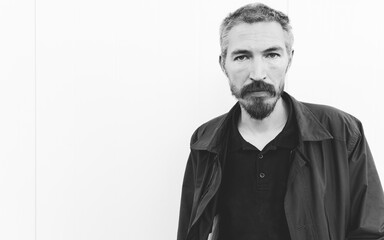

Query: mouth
246,91,271,98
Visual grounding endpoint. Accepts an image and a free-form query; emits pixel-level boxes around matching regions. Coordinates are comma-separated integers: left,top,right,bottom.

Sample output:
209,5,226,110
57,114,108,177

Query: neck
239,97,288,134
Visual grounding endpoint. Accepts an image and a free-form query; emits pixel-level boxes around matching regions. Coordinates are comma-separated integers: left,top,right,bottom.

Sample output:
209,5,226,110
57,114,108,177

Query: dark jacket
177,93,384,240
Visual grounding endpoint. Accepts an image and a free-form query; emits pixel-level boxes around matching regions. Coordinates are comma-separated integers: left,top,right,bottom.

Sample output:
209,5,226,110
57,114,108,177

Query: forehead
226,22,287,53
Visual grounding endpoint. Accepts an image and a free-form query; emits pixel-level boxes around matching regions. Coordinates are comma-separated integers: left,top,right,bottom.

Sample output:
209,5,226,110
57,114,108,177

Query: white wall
1,0,383,239
0,0,35,239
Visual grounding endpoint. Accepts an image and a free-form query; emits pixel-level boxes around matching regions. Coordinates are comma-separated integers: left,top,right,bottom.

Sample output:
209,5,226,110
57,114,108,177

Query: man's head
219,3,294,120
220,3,294,66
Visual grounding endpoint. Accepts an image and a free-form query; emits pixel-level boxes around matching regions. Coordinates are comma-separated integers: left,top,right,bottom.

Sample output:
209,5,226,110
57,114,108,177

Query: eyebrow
230,46,284,57
263,46,284,53
230,49,252,57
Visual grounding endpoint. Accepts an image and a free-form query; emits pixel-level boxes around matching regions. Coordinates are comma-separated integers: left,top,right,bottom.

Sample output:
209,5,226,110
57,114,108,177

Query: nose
249,57,267,81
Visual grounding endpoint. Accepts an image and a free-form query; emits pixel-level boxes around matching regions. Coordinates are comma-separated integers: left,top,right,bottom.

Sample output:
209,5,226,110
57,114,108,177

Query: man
177,3,384,240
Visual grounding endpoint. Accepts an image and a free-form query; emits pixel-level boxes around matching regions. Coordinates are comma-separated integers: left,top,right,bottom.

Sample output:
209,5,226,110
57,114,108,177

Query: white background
1,0,383,239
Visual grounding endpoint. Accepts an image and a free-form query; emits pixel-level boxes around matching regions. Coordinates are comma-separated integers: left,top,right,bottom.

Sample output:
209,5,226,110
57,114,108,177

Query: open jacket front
177,92,384,240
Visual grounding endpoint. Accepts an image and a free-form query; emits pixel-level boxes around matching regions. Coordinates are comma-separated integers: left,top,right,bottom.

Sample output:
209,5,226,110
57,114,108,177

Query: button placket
256,152,268,191
257,153,265,179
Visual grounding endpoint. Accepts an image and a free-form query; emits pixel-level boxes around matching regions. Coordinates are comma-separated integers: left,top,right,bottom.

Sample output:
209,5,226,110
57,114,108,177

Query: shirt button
258,154,263,159
259,172,265,178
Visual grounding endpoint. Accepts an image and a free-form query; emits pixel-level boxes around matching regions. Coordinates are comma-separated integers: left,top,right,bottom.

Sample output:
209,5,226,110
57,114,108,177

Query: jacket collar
191,92,333,153
288,93,333,141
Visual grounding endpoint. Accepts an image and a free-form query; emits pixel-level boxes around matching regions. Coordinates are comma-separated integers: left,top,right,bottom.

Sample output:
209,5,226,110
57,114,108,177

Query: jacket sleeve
177,152,195,240
346,122,384,239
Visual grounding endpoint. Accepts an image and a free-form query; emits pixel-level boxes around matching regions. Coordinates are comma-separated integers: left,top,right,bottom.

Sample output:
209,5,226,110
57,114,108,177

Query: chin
239,95,281,120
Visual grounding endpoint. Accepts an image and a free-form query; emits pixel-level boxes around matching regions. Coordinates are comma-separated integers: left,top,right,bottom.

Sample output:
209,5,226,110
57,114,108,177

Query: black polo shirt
218,96,298,240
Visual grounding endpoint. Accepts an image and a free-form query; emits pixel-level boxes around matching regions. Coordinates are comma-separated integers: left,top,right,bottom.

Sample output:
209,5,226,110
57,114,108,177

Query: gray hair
220,3,294,60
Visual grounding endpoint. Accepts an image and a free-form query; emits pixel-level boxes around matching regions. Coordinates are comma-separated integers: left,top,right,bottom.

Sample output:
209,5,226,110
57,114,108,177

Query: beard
231,80,284,120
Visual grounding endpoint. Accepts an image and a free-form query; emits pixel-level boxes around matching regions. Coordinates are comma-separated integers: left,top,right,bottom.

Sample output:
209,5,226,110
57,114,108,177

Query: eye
265,53,280,59
234,55,249,61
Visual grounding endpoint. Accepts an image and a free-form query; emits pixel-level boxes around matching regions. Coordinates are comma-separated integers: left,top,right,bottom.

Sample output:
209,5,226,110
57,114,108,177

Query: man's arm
177,152,195,240
346,122,384,239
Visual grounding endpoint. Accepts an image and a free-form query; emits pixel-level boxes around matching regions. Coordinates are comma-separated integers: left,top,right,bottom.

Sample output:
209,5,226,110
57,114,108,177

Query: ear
286,49,294,72
219,55,226,74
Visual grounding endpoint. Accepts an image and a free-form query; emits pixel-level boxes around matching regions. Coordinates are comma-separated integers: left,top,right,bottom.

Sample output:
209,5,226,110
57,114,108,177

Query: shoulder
299,101,363,142
302,102,359,124
189,113,228,146
188,103,240,148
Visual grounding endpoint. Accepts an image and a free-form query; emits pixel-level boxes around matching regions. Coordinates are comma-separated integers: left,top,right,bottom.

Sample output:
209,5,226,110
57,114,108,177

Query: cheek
227,66,249,84
267,63,288,81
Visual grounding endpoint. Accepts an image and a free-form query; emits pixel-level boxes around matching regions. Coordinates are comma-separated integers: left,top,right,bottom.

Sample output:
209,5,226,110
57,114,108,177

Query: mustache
240,81,276,98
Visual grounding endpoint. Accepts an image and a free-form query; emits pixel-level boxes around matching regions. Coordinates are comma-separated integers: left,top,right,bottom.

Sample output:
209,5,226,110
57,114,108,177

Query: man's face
221,22,292,120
